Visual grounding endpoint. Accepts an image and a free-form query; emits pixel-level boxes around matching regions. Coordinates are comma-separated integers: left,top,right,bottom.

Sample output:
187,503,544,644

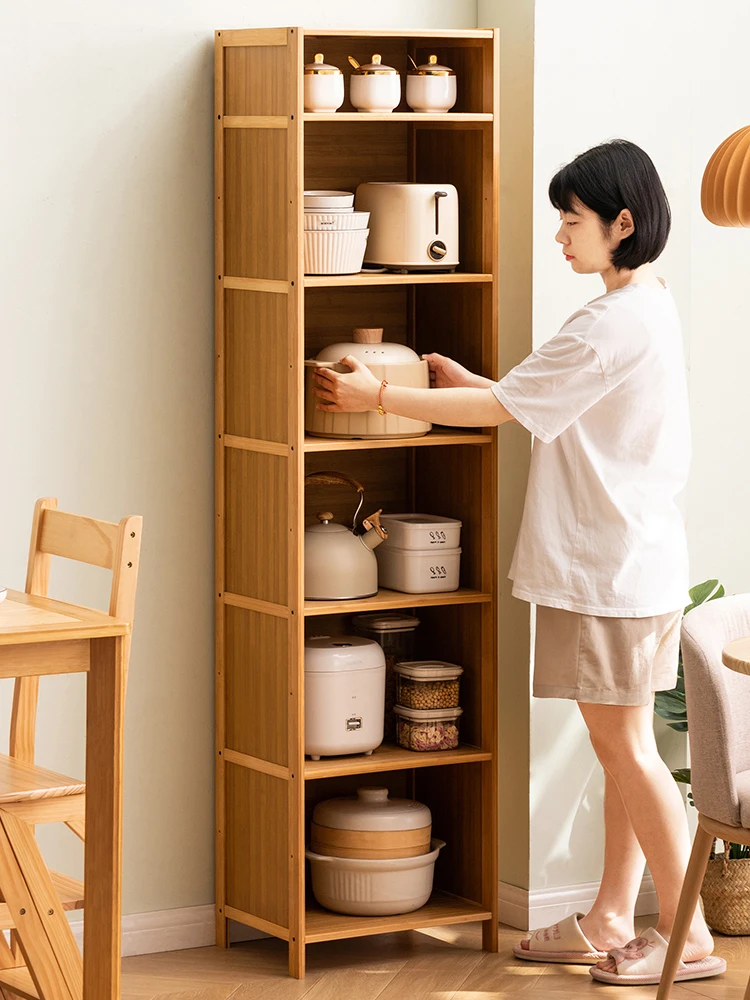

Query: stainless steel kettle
305,472,387,601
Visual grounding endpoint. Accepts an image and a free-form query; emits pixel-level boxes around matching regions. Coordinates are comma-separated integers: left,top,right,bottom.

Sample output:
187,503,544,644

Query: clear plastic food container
394,661,463,710
394,705,462,752
352,613,420,741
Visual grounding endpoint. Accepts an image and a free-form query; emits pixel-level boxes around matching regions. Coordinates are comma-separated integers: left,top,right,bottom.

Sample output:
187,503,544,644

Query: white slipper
514,912,608,964
589,927,727,985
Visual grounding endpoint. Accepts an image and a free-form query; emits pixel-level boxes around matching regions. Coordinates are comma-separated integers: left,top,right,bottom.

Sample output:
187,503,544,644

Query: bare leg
578,764,644,950
578,700,713,971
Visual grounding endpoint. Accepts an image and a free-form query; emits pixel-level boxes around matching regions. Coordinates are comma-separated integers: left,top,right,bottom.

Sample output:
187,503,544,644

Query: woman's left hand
313,356,381,413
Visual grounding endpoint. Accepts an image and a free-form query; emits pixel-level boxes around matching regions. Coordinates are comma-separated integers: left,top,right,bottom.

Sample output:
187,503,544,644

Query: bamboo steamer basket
310,787,432,860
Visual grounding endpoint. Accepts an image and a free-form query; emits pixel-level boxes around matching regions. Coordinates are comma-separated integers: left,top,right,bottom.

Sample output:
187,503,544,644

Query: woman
313,140,725,987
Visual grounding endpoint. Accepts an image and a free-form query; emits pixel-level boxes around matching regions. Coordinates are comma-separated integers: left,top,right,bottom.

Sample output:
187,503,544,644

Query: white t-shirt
491,281,691,617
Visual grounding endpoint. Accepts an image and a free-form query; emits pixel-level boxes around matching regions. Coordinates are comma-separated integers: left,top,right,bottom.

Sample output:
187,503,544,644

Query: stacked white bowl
304,190,370,275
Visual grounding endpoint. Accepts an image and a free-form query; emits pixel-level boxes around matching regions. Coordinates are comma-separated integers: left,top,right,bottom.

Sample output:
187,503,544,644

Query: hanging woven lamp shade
702,125,750,226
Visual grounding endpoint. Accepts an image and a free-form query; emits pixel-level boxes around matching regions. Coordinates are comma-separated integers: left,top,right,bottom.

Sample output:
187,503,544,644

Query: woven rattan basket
702,853,750,935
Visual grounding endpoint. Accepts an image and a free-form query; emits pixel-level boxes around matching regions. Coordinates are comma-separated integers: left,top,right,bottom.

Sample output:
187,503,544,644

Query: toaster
354,182,459,271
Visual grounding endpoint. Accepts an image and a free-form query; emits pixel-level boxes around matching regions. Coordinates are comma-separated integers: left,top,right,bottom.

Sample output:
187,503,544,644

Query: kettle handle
304,471,365,531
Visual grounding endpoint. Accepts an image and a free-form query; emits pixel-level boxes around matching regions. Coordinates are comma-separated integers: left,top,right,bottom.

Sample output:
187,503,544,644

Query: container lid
409,54,455,77
394,661,464,681
305,635,385,673
352,612,421,633
350,54,399,76
379,513,462,528
305,512,349,534
394,705,463,721
312,787,431,831
304,53,342,75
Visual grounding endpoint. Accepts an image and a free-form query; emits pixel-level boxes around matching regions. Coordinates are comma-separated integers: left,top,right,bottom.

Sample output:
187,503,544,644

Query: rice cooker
354,182,459,271
304,636,385,760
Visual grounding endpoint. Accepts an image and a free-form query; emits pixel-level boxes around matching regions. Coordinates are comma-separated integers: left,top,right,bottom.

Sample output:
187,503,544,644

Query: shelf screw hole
19,909,26,916
131,531,135,538
217,114,221,120
48,909,54,915
127,561,132,568
218,275,222,280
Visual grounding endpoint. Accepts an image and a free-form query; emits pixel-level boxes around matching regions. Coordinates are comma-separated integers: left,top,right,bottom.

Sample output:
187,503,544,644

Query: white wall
0,0,477,918
528,0,750,890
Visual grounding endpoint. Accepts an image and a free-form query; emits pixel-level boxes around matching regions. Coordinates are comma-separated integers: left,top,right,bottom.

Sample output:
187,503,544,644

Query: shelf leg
288,938,305,979
216,910,229,949
482,916,499,953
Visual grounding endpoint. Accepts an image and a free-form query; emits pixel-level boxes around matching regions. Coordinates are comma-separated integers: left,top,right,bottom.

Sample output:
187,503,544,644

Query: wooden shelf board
305,742,491,779
302,28,495,40
304,588,491,617
304,429,492,452
305,890,492,943
304,272,493,288
0,967,39,1000
304,112,493,124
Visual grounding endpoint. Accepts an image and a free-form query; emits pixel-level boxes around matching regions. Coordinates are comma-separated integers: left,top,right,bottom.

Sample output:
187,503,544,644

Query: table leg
84,635,125,999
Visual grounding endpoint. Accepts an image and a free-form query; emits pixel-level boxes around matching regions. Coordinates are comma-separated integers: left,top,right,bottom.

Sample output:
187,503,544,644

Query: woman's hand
423,353,485,389
313,356,382,413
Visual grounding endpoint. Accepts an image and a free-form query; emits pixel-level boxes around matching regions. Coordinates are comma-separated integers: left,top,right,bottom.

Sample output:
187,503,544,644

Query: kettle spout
360,510,388,550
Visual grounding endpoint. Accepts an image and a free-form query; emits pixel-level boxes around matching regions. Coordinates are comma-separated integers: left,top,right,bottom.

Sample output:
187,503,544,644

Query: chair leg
0,811,82,1000
656,820,715,1000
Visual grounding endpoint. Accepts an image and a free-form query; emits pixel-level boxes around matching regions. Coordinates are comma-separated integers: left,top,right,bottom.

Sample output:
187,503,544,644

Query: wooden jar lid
310,787,432,859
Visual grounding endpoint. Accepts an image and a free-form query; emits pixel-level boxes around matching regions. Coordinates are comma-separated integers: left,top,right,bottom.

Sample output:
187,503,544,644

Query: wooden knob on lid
352,327,384,344
317,511,334,522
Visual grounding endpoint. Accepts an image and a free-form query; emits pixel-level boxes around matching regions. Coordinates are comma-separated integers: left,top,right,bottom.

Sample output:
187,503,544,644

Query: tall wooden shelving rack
215,26,500,978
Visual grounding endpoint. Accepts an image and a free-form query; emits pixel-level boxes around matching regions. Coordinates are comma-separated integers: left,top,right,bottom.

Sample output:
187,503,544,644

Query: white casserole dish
378,513,462,550
306,838,445,915
376,545,462,594
304,229,369,275
304,211,370,231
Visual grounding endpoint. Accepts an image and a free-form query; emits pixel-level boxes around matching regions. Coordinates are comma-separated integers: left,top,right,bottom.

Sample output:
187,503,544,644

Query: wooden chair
0,498,142,1000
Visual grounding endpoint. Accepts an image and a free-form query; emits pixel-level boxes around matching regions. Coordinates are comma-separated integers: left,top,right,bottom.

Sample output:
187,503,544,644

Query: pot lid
409,54,455,76
305,635,385,673
312,787,431,831
315,328,420,365
304,52,342,75
306,512,348,533
350,53,399,75
352,612,420,632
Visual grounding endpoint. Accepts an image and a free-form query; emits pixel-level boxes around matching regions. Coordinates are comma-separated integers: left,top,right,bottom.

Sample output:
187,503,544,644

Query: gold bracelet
377,379,389,416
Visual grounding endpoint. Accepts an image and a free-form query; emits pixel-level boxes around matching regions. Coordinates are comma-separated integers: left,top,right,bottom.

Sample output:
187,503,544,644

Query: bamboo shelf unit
215,25,500,978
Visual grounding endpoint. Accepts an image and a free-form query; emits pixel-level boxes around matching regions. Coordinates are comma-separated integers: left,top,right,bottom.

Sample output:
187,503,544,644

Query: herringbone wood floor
121,918,750,1000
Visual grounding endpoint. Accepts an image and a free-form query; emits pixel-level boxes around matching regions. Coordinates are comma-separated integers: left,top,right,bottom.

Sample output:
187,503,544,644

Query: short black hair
549,140,671,270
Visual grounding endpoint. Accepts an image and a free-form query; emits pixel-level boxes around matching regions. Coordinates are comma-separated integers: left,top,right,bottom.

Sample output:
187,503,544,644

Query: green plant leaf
685,579,721,613
672,768,692,784
655,691,687,715
666,721,689,732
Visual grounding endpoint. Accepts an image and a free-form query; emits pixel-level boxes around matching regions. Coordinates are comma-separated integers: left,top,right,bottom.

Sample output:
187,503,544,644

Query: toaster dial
428,239,448,261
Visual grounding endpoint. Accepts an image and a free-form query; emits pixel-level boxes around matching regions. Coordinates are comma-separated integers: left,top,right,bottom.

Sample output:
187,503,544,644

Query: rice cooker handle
434,190,448,234
304,471,365,531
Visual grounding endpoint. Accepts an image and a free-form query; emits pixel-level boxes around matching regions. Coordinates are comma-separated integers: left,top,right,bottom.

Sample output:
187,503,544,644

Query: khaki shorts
534,605,682,707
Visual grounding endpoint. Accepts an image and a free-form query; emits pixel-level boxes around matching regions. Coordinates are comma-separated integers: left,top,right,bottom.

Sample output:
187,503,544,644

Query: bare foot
656,921,714,964
578,912,634,953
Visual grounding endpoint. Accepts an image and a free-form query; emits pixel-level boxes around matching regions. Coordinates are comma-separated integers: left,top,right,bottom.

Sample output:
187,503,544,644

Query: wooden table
0,588,129,999
722,636,750,675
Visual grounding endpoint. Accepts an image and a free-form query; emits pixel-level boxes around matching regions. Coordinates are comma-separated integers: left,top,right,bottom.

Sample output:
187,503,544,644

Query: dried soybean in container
394,661,463,710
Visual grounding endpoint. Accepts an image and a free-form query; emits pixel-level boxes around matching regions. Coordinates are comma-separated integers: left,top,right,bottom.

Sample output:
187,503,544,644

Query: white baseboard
499,875,658,931
58,875,656,957
66,906,265,958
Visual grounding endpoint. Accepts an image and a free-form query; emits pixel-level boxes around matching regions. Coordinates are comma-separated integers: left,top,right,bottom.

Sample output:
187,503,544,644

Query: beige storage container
305,327,431,439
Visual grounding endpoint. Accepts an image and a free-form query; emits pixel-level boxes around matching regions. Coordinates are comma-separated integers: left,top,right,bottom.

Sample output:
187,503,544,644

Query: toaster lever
434,190,448,233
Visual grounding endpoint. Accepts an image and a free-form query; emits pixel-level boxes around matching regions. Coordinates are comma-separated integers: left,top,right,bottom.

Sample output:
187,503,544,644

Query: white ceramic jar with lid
349,54,401,113
305,327,431,439
406,54,457,113
305,637,385,760
304,53,345,113
306,787,445,915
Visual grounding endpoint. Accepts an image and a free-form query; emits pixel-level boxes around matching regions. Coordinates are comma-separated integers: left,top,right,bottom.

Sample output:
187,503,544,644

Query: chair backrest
9,497,143,765
681,594,750,826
